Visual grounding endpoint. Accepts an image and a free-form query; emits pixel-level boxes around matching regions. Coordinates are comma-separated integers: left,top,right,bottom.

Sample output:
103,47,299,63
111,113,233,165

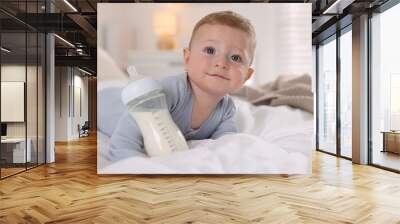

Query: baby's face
184,24,254,97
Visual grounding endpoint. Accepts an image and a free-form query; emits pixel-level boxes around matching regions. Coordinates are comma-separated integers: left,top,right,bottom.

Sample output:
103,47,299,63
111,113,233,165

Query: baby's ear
244,68,254,82
183,48,191,70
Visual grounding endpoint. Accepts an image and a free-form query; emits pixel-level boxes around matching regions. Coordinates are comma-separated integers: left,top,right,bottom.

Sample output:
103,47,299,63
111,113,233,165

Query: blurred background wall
98,3,311,86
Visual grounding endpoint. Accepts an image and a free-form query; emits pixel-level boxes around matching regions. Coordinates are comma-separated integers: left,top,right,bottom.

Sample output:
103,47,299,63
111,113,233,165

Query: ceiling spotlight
78,67,93,76
322,0,355,15
63,0,78,12
1,47,11,53
54,34,75,48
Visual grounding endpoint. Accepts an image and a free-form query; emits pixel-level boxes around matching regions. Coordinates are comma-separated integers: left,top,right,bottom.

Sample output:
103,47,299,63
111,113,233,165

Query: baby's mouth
206,73,230,80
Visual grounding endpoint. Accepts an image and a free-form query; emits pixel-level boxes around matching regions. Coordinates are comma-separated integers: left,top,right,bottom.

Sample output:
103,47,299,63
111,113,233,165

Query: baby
109,11,256,161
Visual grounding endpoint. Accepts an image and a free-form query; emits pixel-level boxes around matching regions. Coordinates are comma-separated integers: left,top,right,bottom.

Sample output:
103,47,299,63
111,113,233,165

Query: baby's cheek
191,60,203,71
233,64,245,71
237,68,248,78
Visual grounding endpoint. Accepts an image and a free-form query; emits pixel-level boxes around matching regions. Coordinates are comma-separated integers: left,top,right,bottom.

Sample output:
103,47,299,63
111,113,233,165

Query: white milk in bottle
121,78,189,157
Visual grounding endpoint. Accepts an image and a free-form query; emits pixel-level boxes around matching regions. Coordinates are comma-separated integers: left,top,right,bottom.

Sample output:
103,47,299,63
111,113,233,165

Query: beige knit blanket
233,74,314,113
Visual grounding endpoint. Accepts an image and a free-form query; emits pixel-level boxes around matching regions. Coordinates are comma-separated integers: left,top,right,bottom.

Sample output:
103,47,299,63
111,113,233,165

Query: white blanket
98,96,313,174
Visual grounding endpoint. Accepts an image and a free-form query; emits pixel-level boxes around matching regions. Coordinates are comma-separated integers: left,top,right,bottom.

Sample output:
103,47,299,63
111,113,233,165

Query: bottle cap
121,78,163,106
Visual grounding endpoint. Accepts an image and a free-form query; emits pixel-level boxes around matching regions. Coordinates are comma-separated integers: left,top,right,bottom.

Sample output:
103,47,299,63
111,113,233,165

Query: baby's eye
230,54,242,63
203,46,215,55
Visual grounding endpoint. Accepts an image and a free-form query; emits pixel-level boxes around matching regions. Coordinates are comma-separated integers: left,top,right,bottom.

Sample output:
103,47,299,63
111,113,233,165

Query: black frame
367,0,400,173
338,24,353,160
315,22,352,161
316,0,400,173
316,33,340,157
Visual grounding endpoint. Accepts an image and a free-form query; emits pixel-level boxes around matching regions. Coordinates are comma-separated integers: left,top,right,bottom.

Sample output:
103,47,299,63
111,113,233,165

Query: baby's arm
210,98,238,139
108,112,145,162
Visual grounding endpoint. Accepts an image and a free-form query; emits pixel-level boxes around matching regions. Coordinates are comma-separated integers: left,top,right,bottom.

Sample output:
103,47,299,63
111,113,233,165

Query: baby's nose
214,57,228,69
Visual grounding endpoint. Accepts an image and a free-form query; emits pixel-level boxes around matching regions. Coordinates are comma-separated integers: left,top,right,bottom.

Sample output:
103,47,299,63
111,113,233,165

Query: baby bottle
121,78,189,157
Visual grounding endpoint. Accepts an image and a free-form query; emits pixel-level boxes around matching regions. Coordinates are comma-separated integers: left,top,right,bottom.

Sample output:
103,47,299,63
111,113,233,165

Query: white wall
1,66,26,127
55,67,89,141
1,82,24,122
1,65,38,137
80,75,89,125
55,67,68,141
72,74,89,138
98,3,312,86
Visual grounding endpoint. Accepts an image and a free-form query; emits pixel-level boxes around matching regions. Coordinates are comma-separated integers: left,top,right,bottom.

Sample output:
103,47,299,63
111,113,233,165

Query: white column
46,33,55,163
352,14,369,164
45,0,56,163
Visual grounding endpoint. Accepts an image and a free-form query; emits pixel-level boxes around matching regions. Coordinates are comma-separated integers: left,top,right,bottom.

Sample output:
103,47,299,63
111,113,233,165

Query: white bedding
98,96,313,174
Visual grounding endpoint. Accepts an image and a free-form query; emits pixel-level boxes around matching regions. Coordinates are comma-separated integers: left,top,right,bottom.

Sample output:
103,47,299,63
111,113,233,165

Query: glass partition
27,31,38,169
371,3,400,171
317,35,337,155
38,32,45,165
339,27,352,158
1,30,28,177
0,1,46,179
26,0,40,170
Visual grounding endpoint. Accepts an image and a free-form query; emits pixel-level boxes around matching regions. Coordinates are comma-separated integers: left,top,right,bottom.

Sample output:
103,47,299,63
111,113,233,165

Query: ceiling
0,0,392,75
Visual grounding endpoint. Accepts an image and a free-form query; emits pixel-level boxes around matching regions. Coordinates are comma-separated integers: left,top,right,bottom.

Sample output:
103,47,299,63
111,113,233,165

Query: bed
97,81,313,174
97,47,313,174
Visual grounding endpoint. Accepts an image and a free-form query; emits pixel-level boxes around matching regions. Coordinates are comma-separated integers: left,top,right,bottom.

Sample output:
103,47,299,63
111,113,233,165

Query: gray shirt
108,73,237,162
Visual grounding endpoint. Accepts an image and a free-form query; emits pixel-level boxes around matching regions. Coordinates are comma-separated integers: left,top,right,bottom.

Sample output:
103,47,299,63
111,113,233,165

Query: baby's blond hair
188,11,256,64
